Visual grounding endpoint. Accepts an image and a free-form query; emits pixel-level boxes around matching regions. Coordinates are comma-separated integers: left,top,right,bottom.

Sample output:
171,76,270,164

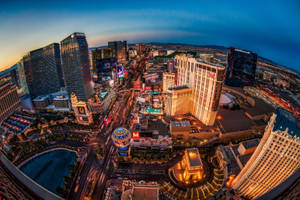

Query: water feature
20,149,77,195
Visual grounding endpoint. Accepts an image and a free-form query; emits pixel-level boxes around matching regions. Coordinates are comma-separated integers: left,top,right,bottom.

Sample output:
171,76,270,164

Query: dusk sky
0,0,299,72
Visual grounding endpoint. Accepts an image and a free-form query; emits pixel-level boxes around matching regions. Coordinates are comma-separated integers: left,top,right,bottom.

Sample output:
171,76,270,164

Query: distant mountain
89,45,107,50
144,42,228,51
89,42,299,75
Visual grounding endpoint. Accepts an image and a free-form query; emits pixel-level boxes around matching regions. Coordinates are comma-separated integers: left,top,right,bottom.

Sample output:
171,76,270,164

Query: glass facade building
22,43,63,98
60,33,94,102
225,47,257,87
108,41,128,61
0,73,21,123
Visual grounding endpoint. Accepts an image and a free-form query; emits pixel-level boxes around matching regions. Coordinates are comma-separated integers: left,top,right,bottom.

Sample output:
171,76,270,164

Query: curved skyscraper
60,32,94,101
232,108,300,199
22,43,63,98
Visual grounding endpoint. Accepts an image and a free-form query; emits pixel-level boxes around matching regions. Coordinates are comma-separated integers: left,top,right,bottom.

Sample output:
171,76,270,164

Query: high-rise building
166,86,192,116
91,48,113,72
108,41,128,61
15,60,29,96
91,48,116,81
174,55,225,126
60,32,94,101
22,43,63,98
225,47,257,86
163,72,176,92
0,73,21,123
232,108,300,199
135,43,147,55
167,59,175,73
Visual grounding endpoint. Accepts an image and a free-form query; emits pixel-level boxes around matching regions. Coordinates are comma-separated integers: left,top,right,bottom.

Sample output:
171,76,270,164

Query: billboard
117,66,124,78
97,59,116,73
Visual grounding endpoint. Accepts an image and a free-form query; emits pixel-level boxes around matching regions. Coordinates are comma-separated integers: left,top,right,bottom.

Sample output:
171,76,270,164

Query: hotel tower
174,55,225,126
60,32,94,102
232,108,300,199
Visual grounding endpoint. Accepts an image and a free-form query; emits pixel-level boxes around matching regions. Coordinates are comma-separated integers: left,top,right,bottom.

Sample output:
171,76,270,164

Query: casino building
170,55,225,126
232,108,300,199
60,32,94,102
0,73,21,124
170,148,204,185
70,93,93,125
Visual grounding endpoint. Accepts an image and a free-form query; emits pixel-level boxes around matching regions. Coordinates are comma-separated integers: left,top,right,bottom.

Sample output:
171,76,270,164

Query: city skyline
0,2,300,200
1,0,300,72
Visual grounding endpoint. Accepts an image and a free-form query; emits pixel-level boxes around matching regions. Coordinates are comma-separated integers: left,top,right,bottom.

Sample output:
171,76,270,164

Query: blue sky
0,0,299,72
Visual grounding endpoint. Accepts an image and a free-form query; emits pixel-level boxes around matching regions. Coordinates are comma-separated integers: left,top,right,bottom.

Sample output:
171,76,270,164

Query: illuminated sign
132,132,140,138
77,106,86,114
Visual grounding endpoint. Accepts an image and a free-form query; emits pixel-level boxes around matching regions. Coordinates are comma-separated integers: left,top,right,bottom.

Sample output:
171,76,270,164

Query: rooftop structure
121,181,159,200
217,138,260,177
131,118,172,150
170,148,204,185
186,148,203,168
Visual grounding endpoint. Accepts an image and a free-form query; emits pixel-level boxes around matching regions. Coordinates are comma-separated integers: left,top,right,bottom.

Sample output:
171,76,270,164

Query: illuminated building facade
182,148,204,181
163,72,176,92
175,55,225,126
0,73,21,124
225,47,257,87
61,32,94,101
165,86,192,116
170,148,204,185
131,119,172,150
108,41,128,61
135,43,148,55
22,43,63,98
232,108,300,199
91,48,113,73
70,93,93,125
167,59,175,72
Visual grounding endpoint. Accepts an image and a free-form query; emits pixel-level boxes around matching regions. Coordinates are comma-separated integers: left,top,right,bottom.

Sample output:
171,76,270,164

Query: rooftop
167,85,190,91
171,120,191,127
241,138,260,149
186,148,202,168
146,119,170,137
131,185,159,200
217,108,254,133
273,108,300,137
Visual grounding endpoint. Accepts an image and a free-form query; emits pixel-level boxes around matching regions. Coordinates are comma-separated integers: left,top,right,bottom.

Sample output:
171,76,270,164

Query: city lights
0,3,299,199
